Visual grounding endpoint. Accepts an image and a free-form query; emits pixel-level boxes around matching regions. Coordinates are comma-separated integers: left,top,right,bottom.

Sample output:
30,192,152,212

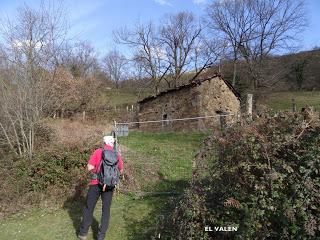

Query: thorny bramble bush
0,142,95,218
165,111,320,239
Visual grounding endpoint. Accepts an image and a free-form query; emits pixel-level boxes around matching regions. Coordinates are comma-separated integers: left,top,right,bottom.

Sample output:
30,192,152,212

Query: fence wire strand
113,113,239,196
116,113,236,125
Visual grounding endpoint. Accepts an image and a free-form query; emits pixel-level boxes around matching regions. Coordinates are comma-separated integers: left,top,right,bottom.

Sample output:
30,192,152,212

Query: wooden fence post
114,120,117,143
82,111,86,121
219,112,228,135
292,98,296,112
247,93,253,121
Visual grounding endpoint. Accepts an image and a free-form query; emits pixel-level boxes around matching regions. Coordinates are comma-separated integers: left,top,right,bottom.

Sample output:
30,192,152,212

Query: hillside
260,91,320,111
219,49,320,92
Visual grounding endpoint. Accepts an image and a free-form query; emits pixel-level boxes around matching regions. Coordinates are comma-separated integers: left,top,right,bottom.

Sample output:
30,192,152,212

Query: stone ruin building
137,74,241,131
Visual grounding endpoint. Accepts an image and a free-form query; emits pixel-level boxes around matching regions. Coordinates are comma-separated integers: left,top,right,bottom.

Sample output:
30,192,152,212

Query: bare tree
70,41,98,78
114,22,170,93
115,13,222,92
206,0,307,90
160,11,204,87
206,0,255,86
57,40,98,78
102,49,127,88
0,1,69,159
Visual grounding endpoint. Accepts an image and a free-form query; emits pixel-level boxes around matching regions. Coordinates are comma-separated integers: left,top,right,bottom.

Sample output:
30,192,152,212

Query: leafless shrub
0,1,69,159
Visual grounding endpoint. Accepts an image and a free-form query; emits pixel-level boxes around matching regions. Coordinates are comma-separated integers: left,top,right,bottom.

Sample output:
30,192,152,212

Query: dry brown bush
42,118,113,148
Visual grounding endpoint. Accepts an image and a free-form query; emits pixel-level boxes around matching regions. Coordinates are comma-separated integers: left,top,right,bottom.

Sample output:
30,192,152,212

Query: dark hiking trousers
79,184,114,240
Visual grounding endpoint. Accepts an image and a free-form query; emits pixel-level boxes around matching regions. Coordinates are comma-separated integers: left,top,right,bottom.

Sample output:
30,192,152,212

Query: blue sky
0,0,319,57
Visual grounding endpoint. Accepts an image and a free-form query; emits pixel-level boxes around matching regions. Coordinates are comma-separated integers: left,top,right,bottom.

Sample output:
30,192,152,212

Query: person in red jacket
78,135,123,240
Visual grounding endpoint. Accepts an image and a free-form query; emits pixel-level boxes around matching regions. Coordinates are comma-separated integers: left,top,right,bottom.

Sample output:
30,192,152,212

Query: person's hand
87,164,94,171
103,184,106,192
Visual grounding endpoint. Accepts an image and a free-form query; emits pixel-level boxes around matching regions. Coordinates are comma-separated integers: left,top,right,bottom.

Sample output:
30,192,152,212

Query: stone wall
138,76,241,131
138,86,201,131
199,77,241,128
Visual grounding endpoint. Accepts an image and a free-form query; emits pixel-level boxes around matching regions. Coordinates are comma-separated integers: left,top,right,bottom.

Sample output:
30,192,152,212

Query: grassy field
104,88,140,106
0,131,206,240
262,91,320,111
0,195,170,240
85,87,141,113
120,131,206,192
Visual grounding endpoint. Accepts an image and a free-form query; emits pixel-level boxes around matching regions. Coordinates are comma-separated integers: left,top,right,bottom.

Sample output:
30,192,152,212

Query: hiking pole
113,120,118,152
113,120,123,195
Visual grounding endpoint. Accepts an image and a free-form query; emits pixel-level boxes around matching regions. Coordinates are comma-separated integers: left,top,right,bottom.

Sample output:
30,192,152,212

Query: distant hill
218,49,320,93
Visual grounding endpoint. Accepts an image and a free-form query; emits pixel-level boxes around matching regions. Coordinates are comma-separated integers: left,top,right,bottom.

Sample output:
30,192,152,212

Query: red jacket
88,144,123,185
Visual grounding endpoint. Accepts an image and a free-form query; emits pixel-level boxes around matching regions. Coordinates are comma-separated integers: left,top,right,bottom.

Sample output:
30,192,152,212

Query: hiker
78,135,123,240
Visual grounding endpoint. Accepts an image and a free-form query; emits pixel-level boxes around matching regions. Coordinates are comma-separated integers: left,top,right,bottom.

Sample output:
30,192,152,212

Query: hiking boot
97,233,106,240
78,234,87,240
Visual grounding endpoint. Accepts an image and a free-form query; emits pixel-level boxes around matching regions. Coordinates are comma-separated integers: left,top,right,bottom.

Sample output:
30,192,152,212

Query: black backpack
97,148,120,189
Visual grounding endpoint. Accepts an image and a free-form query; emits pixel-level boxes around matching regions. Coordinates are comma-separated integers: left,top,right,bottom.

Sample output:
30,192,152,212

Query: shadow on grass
123,179,189,240
63,182,100,239
62,178,189,240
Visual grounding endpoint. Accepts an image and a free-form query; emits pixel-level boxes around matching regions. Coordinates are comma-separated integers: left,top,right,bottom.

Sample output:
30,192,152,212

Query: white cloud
154,0,172,6
193,0,207,5
12,40,45,49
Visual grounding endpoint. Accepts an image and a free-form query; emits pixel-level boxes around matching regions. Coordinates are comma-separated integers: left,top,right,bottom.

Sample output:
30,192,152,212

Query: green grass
105,88,140,106
0,131,207,240
0,195,170,240
262,91,320,111
86,88,141,111
119,131,206,192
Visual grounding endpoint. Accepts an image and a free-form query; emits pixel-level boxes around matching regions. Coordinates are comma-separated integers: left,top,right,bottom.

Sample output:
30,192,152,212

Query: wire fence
116,113,235,125
112,113,240,197
114,112,239,136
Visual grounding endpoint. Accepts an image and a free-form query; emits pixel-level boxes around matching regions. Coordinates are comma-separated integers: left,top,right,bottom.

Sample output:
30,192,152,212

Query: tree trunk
232,60,237,87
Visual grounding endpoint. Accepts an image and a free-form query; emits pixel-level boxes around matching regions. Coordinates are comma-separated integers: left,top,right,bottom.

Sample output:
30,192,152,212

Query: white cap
103,135,115,145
